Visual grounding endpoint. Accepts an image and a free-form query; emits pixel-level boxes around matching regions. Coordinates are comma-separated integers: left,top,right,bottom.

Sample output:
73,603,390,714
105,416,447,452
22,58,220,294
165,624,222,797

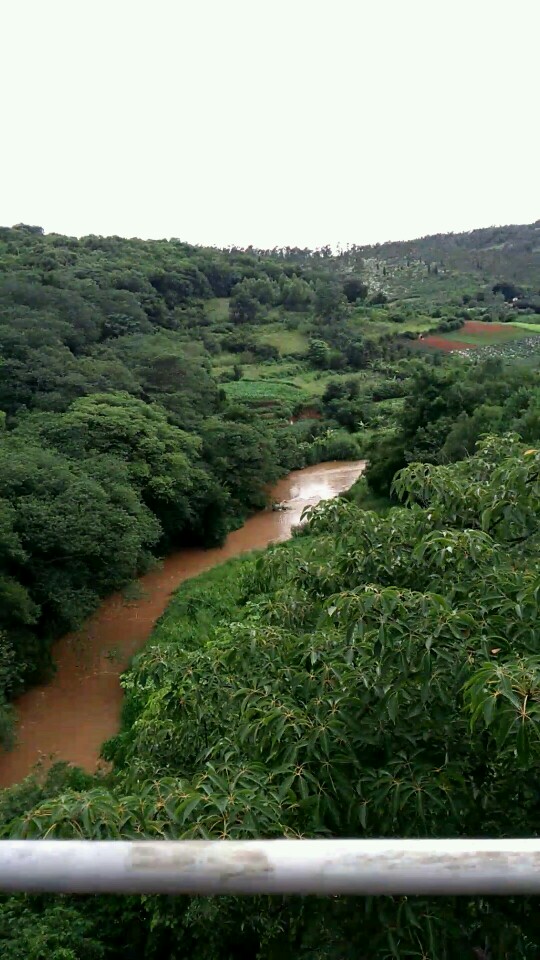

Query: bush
312,430,361,461
343,278,368,303
437,318,464,333
368,291,388,305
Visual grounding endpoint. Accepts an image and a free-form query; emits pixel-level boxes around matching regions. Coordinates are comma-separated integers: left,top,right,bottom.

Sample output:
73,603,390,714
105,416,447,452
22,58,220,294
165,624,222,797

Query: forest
1,221,540,957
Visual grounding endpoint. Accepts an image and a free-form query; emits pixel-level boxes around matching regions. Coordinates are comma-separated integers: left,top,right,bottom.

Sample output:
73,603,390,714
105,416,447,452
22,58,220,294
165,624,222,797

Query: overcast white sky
1,0,538,248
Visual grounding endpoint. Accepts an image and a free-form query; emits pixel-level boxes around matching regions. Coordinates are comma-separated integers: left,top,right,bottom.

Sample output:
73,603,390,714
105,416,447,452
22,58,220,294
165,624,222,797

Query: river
0,459,366,789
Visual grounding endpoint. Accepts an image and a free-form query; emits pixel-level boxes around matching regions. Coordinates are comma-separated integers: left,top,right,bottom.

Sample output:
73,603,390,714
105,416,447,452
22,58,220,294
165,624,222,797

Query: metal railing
1,839,540,895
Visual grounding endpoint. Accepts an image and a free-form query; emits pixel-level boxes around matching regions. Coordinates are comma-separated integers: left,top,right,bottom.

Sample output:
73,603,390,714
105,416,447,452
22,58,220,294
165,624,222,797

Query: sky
1,0,539,249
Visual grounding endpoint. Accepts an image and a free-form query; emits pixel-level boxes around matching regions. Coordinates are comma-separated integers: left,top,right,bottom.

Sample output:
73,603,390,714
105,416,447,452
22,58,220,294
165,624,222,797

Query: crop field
222,378,306,404
221,366,382,413
416,321,540,353
463,337,540,366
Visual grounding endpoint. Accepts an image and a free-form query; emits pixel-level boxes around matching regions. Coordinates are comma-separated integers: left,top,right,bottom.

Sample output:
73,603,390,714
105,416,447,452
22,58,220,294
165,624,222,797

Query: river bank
0,460,366,788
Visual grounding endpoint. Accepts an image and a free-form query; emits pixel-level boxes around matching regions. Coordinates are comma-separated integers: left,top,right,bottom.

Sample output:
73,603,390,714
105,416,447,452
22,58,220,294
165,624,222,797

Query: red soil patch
418,336,472,352
417,321,516,352
292,406,322,422
461,321,510,334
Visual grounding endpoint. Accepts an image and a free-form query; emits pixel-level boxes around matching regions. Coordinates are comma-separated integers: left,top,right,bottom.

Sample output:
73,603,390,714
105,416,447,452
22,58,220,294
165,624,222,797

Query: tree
365,359,536,495
0,496,38,692
308,338,330,368
0,898,105,959
239,277,279,305
132,345,219,427
280,276,313,311
18,393,207,546
201,418,281,515
229,288,260,324
368,290,388,305
343,277,368,302
0,433,161,660
344,338,368,369
439,403,504,461
149,266,212,307
493,281,522,302
9,437,540,957
322,378,364,429
314,280,347,321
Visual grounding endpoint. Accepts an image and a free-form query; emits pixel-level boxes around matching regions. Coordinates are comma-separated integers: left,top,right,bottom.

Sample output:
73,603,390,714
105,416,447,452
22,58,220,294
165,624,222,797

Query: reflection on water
271,462,367,533
0,459,366,787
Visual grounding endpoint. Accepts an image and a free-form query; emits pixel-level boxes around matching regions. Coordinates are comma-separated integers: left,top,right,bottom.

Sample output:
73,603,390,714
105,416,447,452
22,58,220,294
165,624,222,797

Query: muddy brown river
0,460,366,788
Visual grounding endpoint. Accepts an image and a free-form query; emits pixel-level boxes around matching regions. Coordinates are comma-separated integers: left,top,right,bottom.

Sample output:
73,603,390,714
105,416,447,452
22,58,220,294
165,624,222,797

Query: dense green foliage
3,221,540,957
0,225,354,722
2,438,540,956
1,220,472,717
365,357,540,496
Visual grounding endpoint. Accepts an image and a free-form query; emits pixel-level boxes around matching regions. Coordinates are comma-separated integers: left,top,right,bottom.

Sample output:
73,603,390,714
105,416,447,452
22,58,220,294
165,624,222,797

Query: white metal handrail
0,839,539,895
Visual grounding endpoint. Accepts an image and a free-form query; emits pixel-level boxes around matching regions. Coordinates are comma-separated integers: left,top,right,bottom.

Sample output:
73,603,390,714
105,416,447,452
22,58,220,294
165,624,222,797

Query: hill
2,220,540,723
2,221,540,957
339,220,540,305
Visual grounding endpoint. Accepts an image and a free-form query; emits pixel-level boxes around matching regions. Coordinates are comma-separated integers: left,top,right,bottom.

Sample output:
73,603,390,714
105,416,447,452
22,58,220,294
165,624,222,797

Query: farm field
417,321,540,352
510,320,540,333
222,377,304,399
221,377,306,407
349,309,436,339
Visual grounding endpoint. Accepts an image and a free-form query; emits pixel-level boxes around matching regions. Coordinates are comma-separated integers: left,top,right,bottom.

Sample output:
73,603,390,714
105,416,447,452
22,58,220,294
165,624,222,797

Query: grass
215,312,540,414
373,397,406,414
221,362,379,405
510,321,540,333
130,554,255,658
246,361,304,380
212,351,237,371
290,369,365,398
289,370,333,396
351,313,436,339
259,327,309,355
204,298,230,322
441,324,540,345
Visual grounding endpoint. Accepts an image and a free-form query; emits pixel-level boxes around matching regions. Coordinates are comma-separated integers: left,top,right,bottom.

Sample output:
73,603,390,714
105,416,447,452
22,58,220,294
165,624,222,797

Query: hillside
2,219,540,717
2,222,540,957
339,220,540,305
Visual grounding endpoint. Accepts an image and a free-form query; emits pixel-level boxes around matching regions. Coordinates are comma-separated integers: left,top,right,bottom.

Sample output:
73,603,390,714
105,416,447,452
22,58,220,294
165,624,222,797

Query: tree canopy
3,222,540,957
2,438,540,956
